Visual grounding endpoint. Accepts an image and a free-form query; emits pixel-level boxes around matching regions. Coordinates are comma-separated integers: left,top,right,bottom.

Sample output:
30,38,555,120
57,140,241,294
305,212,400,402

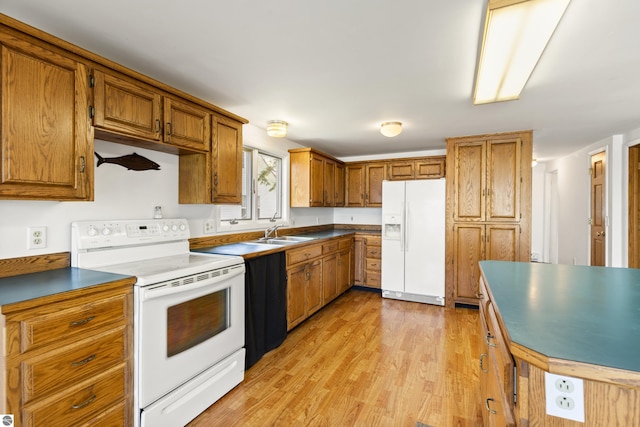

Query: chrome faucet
264,224,282,239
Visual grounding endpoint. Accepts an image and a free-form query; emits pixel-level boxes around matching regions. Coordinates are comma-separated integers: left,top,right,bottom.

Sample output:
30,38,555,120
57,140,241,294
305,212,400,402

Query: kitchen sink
247,235,314,246
241,241,287,248
269,235,314,242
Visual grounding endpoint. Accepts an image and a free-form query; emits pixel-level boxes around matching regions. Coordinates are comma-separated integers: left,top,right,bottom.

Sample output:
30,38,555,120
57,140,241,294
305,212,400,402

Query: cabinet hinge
589,167,593,175
88,105,95,119
88,74,95,88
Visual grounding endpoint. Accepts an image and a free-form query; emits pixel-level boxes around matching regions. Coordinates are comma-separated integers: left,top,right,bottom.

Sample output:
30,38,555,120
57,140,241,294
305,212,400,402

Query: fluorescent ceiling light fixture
380,121,402,137
474,0,571,104
266,120,288,137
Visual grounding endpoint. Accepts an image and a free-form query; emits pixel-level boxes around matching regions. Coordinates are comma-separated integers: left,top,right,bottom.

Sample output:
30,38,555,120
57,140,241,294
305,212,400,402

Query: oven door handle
140,265,244,302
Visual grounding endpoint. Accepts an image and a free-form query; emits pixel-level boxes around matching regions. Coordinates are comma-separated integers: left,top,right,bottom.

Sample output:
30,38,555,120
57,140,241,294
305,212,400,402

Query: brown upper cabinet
93,70,211,153
211,115,243,204
415,157,446,179
451,139,521,222
92,70,162,142
345,163,386,207
0,14,247,202
387,156,446,180
0,30,93,201
163,96,211,152
289,148,345,207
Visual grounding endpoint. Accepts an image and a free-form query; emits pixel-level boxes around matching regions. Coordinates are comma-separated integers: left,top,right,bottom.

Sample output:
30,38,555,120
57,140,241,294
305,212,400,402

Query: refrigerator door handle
400,201,406,252
404,201,410,252
400,202,409,252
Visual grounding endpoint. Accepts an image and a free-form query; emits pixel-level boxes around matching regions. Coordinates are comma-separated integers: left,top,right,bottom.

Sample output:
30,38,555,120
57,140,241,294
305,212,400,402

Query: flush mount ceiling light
380,121,402,138
266,120,288,138
473,0,571,104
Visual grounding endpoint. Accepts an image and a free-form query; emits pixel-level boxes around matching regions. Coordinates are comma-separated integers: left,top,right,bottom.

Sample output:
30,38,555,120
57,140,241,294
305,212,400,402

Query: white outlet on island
545,372,584,422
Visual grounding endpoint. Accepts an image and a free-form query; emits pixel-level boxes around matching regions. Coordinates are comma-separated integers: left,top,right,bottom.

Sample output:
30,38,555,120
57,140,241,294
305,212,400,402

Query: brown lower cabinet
353,233,381,289
1,278,135,427
286,236,353,330
452,223,520,304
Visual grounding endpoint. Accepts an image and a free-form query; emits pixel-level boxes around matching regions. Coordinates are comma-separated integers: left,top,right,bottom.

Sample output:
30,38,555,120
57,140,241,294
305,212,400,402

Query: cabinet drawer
365,246,381,258
18,294,127,354
365,271,381,287
22,328,126,403
338,238,352,250
366,258,381,271
77,401,126,427
364,236,381,246
21,364,126,427
287,244,322,265
322,241,338,254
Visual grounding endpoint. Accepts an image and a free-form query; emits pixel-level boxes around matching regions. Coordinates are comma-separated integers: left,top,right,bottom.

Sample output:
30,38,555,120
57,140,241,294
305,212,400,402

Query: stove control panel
72,219,191,250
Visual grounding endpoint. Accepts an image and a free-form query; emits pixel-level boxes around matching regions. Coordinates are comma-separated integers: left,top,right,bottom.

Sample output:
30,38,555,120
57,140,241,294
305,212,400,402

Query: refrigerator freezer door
381,181,405,292
404,180,445,299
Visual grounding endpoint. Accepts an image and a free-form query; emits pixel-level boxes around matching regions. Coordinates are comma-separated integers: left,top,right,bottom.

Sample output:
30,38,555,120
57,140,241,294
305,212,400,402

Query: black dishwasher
244,252,287,369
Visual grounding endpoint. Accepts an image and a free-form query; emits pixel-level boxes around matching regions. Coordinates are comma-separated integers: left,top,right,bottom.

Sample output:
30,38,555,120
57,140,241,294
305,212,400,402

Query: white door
404,179,446,297
381,181,405,292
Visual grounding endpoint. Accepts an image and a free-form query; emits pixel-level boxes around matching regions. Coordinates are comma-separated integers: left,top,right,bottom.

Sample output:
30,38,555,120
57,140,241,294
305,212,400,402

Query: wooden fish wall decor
94,152,161,171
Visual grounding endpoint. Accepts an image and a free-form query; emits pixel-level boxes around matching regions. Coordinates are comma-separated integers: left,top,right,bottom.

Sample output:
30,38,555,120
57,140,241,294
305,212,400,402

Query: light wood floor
189,289,483,427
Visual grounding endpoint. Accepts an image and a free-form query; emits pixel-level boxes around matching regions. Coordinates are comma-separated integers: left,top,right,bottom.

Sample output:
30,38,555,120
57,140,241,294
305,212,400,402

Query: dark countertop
193,229,359,257
480,261,640,372
0,267,134,309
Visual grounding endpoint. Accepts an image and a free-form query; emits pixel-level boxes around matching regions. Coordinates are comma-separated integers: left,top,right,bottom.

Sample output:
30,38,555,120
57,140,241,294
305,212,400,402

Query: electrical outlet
27,226,47,250
203,219,216,234
545,372,584,422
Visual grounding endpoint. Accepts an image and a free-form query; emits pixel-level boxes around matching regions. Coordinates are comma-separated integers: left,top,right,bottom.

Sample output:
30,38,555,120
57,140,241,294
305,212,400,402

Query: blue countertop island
480,261,640,373
479,261,640,425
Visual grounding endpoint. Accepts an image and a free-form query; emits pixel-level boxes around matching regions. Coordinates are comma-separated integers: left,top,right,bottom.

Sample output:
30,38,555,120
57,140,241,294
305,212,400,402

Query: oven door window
167,288,229,357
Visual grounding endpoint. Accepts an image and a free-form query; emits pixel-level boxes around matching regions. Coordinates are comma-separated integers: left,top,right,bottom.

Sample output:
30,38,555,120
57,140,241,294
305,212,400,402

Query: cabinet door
486,139,521,222
309,154,324,207
334,163,345,206
212,114,243,204
287,264,307,330
479,304,491,427
0,36,92,200
346,164,365,207
163,97,210,152
415,157,445,179
387,161,414,180
306,260,323,316
323,159,335,206
453,141,486,221
353,236,365,285
337,249,351,294
485,224,519,262
322,253,338,303
93,70,162,141
452,223,484,302
365,164,386,206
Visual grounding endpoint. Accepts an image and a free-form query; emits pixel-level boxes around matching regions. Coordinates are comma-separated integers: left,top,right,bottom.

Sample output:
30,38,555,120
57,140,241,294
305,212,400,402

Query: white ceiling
2,0,640,161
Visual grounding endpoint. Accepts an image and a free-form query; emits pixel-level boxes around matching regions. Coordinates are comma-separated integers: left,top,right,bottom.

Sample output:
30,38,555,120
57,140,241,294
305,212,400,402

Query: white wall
530,163,546,261
543,133,633,267
0,124,307,260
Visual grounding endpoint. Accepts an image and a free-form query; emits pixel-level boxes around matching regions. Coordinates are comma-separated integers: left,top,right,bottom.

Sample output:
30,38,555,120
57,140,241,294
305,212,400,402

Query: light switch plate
545,372,585,422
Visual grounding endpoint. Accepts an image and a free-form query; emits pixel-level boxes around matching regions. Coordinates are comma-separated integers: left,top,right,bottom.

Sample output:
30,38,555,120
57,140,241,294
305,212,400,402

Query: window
219,147,283,227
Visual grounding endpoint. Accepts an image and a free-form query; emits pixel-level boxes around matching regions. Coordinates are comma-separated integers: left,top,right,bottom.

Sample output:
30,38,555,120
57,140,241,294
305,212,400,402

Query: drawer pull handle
485,332,497,347
476,292,483,299
71,354,96,367
479,353,488,372
72,394,97,410
70,316,95,326
485,398,497,415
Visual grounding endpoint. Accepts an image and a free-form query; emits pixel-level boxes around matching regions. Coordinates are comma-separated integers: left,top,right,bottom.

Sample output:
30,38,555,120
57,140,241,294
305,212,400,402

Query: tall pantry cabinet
445,130,532,307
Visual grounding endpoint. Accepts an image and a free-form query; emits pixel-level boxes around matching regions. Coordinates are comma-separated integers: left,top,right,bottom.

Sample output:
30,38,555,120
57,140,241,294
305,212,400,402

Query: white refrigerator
381,179,446,305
